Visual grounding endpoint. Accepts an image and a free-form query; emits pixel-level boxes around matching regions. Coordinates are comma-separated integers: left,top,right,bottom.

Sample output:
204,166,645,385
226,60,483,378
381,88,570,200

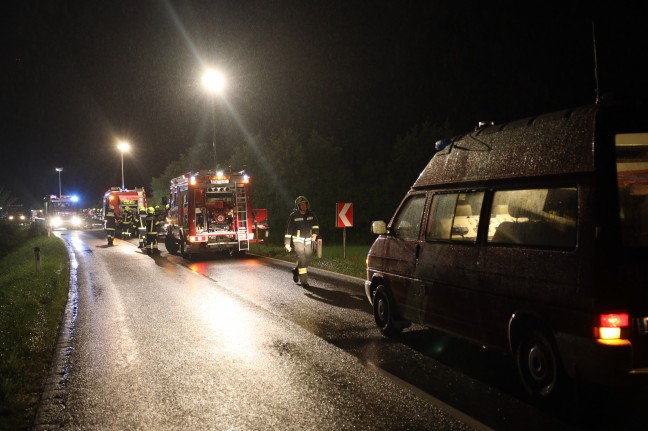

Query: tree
0,187,18,208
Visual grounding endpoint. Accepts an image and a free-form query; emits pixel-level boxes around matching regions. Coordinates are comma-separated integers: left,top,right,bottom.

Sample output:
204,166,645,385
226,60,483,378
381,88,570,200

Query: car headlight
51,217,62,227
72,216,81,226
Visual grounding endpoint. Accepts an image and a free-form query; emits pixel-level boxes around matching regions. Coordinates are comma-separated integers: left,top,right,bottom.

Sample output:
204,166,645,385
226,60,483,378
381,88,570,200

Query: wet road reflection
40,230,648,430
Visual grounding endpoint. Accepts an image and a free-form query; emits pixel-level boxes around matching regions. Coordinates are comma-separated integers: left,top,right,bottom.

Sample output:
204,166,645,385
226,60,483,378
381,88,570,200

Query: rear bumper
556,332,648,386
185,241,240,253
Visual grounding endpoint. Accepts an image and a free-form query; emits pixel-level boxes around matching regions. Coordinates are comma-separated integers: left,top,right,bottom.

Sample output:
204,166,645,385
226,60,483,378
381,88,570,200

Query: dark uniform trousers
105,211,116,245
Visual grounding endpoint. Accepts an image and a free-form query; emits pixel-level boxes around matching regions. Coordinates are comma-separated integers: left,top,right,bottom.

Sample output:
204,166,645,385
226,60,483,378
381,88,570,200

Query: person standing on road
137,206,147,249
121,206,133,239
105,203,116,246
145,207,160,254
284,196,319,288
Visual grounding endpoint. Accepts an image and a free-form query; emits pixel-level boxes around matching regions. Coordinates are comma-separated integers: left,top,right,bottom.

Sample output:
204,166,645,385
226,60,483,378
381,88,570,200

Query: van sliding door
417,191,484,339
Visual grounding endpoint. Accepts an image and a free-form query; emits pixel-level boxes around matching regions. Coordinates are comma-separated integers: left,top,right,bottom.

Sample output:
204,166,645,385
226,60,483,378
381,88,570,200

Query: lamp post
55,167,63,198
117,141,130,190
201,69,225,166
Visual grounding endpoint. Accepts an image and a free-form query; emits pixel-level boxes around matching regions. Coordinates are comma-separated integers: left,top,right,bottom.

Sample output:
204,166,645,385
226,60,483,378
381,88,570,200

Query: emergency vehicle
164,169,268,258
42,195,83,230
102,187,147,236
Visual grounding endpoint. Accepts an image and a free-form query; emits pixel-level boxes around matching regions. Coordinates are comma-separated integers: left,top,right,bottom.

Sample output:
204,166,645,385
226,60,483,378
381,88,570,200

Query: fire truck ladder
234,183,249,251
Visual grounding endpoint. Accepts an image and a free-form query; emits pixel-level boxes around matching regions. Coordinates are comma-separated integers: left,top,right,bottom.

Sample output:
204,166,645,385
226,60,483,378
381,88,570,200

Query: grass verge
0,227,68,431
249,241,370,280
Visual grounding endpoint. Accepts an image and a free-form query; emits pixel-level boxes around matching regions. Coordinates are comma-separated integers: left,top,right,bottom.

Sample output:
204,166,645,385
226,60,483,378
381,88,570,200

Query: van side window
392,194,426,240
489,188,577,248
426,192,485,242
616,133,648,247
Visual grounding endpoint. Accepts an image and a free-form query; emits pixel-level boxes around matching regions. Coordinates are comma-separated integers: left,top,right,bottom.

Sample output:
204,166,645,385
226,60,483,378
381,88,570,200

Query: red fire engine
164,169,268,258
102,187,147,236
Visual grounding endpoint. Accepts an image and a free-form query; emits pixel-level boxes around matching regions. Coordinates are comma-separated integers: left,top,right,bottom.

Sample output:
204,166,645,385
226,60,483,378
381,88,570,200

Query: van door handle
415,243,420,259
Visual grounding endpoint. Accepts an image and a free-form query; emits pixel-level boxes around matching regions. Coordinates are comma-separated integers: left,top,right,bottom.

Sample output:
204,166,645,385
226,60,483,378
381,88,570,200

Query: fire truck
102,187,147,237
42,195,83,230
164,169,268,258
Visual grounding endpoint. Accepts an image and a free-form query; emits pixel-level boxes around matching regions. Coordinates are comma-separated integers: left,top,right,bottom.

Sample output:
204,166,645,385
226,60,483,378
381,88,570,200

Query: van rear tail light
596,313,630,341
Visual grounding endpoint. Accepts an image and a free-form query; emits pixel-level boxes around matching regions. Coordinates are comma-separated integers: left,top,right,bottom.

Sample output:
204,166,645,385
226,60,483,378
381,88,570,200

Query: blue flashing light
435,138,451,151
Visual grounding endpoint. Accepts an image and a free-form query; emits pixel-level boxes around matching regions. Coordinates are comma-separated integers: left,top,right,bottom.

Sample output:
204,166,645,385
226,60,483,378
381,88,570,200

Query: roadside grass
249,241,370,279
0,226,68,431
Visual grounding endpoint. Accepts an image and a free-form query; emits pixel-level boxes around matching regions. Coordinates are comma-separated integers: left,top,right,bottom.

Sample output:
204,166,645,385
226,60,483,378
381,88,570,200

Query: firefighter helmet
124,206,130,212
139,206,146,213
295,196,309,208
148,207,155,214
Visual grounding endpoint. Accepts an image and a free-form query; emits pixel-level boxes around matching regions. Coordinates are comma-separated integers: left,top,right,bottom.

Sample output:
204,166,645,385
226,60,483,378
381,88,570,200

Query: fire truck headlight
51,217,62,227
8,215,14,221
20,215,26,220
72,216,81,226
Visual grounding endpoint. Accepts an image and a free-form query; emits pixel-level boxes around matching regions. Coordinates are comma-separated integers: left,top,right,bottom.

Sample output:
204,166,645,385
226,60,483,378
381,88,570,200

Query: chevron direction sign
336,202,353,228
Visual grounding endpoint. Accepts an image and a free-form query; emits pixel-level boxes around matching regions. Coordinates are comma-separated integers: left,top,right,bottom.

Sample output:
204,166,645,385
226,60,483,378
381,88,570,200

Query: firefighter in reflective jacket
105,204,116,246
121,206,133,238
145,207,160,254
284,196,319,288
137,206,147,249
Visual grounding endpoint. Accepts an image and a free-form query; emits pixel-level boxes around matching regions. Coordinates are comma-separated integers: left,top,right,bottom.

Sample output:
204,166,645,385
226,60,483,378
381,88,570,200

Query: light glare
202,70,225,94
118,141,130,153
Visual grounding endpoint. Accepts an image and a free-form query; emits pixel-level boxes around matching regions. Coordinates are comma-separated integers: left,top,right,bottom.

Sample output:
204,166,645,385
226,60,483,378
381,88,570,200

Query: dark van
365,100,648,399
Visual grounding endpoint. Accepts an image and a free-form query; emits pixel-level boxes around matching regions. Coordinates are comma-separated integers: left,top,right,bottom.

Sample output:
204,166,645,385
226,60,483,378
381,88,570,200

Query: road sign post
336,203,353,259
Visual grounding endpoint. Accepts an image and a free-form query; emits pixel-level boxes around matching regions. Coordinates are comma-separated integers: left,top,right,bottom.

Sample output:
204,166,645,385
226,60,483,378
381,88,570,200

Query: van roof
413,104,600,188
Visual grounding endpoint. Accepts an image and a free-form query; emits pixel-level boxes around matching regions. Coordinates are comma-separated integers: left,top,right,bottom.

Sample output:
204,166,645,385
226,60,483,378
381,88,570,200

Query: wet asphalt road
34,230,648,430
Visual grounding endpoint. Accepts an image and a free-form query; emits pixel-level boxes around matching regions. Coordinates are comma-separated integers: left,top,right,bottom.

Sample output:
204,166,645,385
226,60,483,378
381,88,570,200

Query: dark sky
2,1,647,208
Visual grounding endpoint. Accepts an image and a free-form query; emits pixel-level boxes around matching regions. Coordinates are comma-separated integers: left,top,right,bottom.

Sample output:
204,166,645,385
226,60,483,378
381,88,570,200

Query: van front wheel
515,329,561,399
373,285,403,337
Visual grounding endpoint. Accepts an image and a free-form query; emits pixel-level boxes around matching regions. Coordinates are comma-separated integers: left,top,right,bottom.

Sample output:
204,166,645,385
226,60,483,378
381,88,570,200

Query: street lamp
55,167,63,198
117,141,130,190
201,69,226,166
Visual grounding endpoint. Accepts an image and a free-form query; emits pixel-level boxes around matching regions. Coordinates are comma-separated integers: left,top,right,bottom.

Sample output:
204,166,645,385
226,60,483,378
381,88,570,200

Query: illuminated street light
201,69,226,166
55,167,63,198
202,69,225,94
118,141,130,190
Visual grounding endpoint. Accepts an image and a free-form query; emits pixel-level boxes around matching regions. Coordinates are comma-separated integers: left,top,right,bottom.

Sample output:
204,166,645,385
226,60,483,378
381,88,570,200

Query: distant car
2,205,28,226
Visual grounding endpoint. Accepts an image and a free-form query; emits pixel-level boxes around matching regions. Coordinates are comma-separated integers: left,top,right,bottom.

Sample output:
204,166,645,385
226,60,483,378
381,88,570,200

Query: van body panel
367,100,648,392
414,105,598,188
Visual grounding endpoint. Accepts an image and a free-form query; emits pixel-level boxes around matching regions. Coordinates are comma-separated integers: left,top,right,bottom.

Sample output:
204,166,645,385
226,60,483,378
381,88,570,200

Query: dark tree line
150,120,453,245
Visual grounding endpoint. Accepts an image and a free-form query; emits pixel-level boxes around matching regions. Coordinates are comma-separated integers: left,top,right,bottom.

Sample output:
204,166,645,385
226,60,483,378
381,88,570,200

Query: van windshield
616,133,648,247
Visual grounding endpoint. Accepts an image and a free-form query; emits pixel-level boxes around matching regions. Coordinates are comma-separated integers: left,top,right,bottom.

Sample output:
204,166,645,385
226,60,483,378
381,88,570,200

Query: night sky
2,1,647,209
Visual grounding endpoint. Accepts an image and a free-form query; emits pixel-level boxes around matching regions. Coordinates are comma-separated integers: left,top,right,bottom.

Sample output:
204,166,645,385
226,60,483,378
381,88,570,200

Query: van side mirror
371,220,387,235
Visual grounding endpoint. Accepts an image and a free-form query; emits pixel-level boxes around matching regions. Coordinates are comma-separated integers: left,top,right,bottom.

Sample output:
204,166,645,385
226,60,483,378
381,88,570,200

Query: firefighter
284,196,319,288
121,206,133,239
155,204,167,235
105,203,116,246
137,206,147,249
145,207,160,254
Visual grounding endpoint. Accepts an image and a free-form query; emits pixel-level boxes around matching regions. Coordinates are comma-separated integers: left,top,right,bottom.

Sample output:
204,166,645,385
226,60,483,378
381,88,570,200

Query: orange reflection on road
188,261,209,276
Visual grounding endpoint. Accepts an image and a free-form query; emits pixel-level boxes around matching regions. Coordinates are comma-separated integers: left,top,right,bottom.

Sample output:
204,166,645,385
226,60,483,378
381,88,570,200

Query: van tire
373,285,403,337
515,328,562,400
